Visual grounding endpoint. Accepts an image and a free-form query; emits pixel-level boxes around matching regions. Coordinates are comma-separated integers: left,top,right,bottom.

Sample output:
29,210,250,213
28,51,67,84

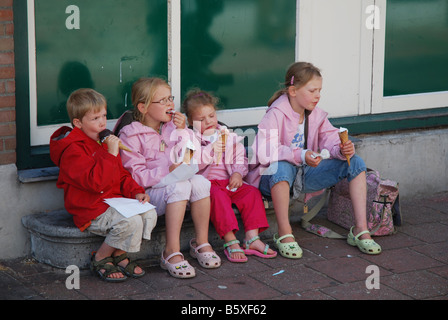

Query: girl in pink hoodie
118,78,221,279
246,62,381,258
183,89,276,263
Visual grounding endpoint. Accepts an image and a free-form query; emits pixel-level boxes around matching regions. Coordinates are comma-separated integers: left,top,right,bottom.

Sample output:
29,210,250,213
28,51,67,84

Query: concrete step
22,206,284,269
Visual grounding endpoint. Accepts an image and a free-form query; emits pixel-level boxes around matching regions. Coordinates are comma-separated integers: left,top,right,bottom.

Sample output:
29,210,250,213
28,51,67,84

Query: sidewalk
1,192,447,302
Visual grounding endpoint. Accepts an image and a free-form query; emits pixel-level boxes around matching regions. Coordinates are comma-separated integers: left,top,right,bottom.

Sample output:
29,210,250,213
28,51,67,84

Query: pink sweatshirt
245,94,345,188
194,125,248,180
118,121,193,188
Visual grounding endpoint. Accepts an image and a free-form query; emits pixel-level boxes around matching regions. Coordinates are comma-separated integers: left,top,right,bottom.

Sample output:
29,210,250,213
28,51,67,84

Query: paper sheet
152,163,198,188
104,198,156,218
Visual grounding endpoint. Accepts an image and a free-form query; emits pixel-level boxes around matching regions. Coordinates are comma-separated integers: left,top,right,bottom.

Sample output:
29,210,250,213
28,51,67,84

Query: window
29,0,168,146
384,0,448,96
180,0,296,109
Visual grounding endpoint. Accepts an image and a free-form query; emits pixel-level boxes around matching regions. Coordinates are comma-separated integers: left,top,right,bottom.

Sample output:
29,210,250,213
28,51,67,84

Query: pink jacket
118,121,193,188
194,124,248,180
245,94,345,188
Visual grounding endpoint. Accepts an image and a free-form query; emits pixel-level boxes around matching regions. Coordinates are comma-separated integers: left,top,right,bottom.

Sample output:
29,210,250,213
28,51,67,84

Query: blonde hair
182,88,220,121
66,88,107,127
268,62,322,106
131,77,171,123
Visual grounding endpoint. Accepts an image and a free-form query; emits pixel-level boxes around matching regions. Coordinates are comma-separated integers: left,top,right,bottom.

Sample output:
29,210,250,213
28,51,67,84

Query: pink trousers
210,179,269,238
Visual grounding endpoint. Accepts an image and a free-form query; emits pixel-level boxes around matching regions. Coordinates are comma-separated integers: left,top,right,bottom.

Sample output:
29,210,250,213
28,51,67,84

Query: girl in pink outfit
182,89,276,263
246,62,381,258
118,78,221,278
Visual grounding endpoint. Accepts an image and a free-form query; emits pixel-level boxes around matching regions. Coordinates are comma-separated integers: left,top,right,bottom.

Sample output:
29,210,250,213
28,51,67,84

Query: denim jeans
259,155,366,197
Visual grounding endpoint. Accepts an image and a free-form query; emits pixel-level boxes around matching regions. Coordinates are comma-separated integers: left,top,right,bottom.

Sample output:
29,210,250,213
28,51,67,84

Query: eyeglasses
152,96,175,105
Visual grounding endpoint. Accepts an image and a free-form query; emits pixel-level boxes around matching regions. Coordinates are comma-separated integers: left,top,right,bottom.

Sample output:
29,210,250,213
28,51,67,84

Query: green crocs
347,227,382,255
273,233,303,259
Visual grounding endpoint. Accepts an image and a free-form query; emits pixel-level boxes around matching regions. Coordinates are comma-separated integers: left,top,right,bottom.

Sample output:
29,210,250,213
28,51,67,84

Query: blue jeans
259,155,366,197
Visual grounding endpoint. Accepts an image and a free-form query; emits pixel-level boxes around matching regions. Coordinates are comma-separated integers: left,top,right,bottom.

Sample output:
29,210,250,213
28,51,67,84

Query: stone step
22,206,283,269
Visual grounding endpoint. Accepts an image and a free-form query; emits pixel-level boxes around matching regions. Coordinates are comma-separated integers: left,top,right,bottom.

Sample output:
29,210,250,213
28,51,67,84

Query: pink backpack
327,169,401,236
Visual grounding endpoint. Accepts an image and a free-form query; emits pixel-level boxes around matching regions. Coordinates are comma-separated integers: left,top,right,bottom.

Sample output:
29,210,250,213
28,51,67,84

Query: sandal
347,227,382,255
243,236,277,259
160,251,196,279
113,253,145,278
273,233,303,259
90,252,127,283
223,239,248,263
189,239,221,269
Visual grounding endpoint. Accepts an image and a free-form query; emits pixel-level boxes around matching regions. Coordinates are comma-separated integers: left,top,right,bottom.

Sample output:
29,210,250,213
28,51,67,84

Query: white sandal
189,239,221,269
160,251,196,279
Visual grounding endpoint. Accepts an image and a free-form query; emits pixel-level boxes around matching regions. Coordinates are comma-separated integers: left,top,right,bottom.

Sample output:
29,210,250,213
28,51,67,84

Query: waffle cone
183,149,194,164
104,136,132,152
338,130,350,166
216,133,227,165
119,142,132,153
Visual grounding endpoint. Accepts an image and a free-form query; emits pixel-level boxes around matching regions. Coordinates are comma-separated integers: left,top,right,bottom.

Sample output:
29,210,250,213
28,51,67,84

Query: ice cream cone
99,129,132,152
117,141,132,153
183,139,196,164
338,127,350,166
216,126,229,165
183,149,194,164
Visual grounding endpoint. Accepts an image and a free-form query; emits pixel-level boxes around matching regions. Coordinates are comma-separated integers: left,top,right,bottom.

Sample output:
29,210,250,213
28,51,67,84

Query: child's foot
189,239,221,269
90,253,127,282
227,242,246,260
164,250,184,264
273,233,303,259
160,251,196,279
223,239,248,263
113,253,145,278
243,236,277,258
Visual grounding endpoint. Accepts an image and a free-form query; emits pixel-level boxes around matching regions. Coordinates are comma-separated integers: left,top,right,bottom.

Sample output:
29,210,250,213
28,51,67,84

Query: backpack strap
300,189,346,239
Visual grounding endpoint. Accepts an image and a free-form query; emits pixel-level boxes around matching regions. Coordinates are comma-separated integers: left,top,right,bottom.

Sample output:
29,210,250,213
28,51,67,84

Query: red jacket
50,126,145,231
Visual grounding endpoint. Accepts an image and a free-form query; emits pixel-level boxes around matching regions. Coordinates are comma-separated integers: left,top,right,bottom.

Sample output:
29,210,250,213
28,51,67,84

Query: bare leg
164,200,187,263
271,181,294,243
349,171,371,240
190,197,213,253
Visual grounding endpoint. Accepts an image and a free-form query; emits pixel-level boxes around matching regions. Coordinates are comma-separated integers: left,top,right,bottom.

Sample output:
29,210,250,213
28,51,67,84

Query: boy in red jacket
50,88,157,282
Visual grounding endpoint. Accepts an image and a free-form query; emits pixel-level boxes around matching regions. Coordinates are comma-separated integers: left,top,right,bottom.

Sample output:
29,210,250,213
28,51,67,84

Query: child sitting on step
50,88,157,282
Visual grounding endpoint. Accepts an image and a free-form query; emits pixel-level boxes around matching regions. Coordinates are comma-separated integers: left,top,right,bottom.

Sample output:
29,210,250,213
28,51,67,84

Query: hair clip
193,92,204,98
290,76,295,85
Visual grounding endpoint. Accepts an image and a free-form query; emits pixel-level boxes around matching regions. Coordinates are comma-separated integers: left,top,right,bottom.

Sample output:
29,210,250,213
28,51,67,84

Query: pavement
1,191,448,306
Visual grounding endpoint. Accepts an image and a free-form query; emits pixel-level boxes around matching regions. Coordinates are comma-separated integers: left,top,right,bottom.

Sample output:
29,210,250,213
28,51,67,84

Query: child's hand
104,135,120,156
228,172,243,189
172,111,186,129
339,140,355,158
136,193,150,204
213,139,226,153
305,150,321,167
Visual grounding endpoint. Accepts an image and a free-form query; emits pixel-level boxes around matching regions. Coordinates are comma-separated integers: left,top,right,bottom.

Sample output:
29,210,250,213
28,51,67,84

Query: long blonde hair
268,62,322,106
131,77,171,123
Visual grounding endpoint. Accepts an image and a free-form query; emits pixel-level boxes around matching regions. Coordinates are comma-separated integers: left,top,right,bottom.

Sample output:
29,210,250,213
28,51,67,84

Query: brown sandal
90,253,127,283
